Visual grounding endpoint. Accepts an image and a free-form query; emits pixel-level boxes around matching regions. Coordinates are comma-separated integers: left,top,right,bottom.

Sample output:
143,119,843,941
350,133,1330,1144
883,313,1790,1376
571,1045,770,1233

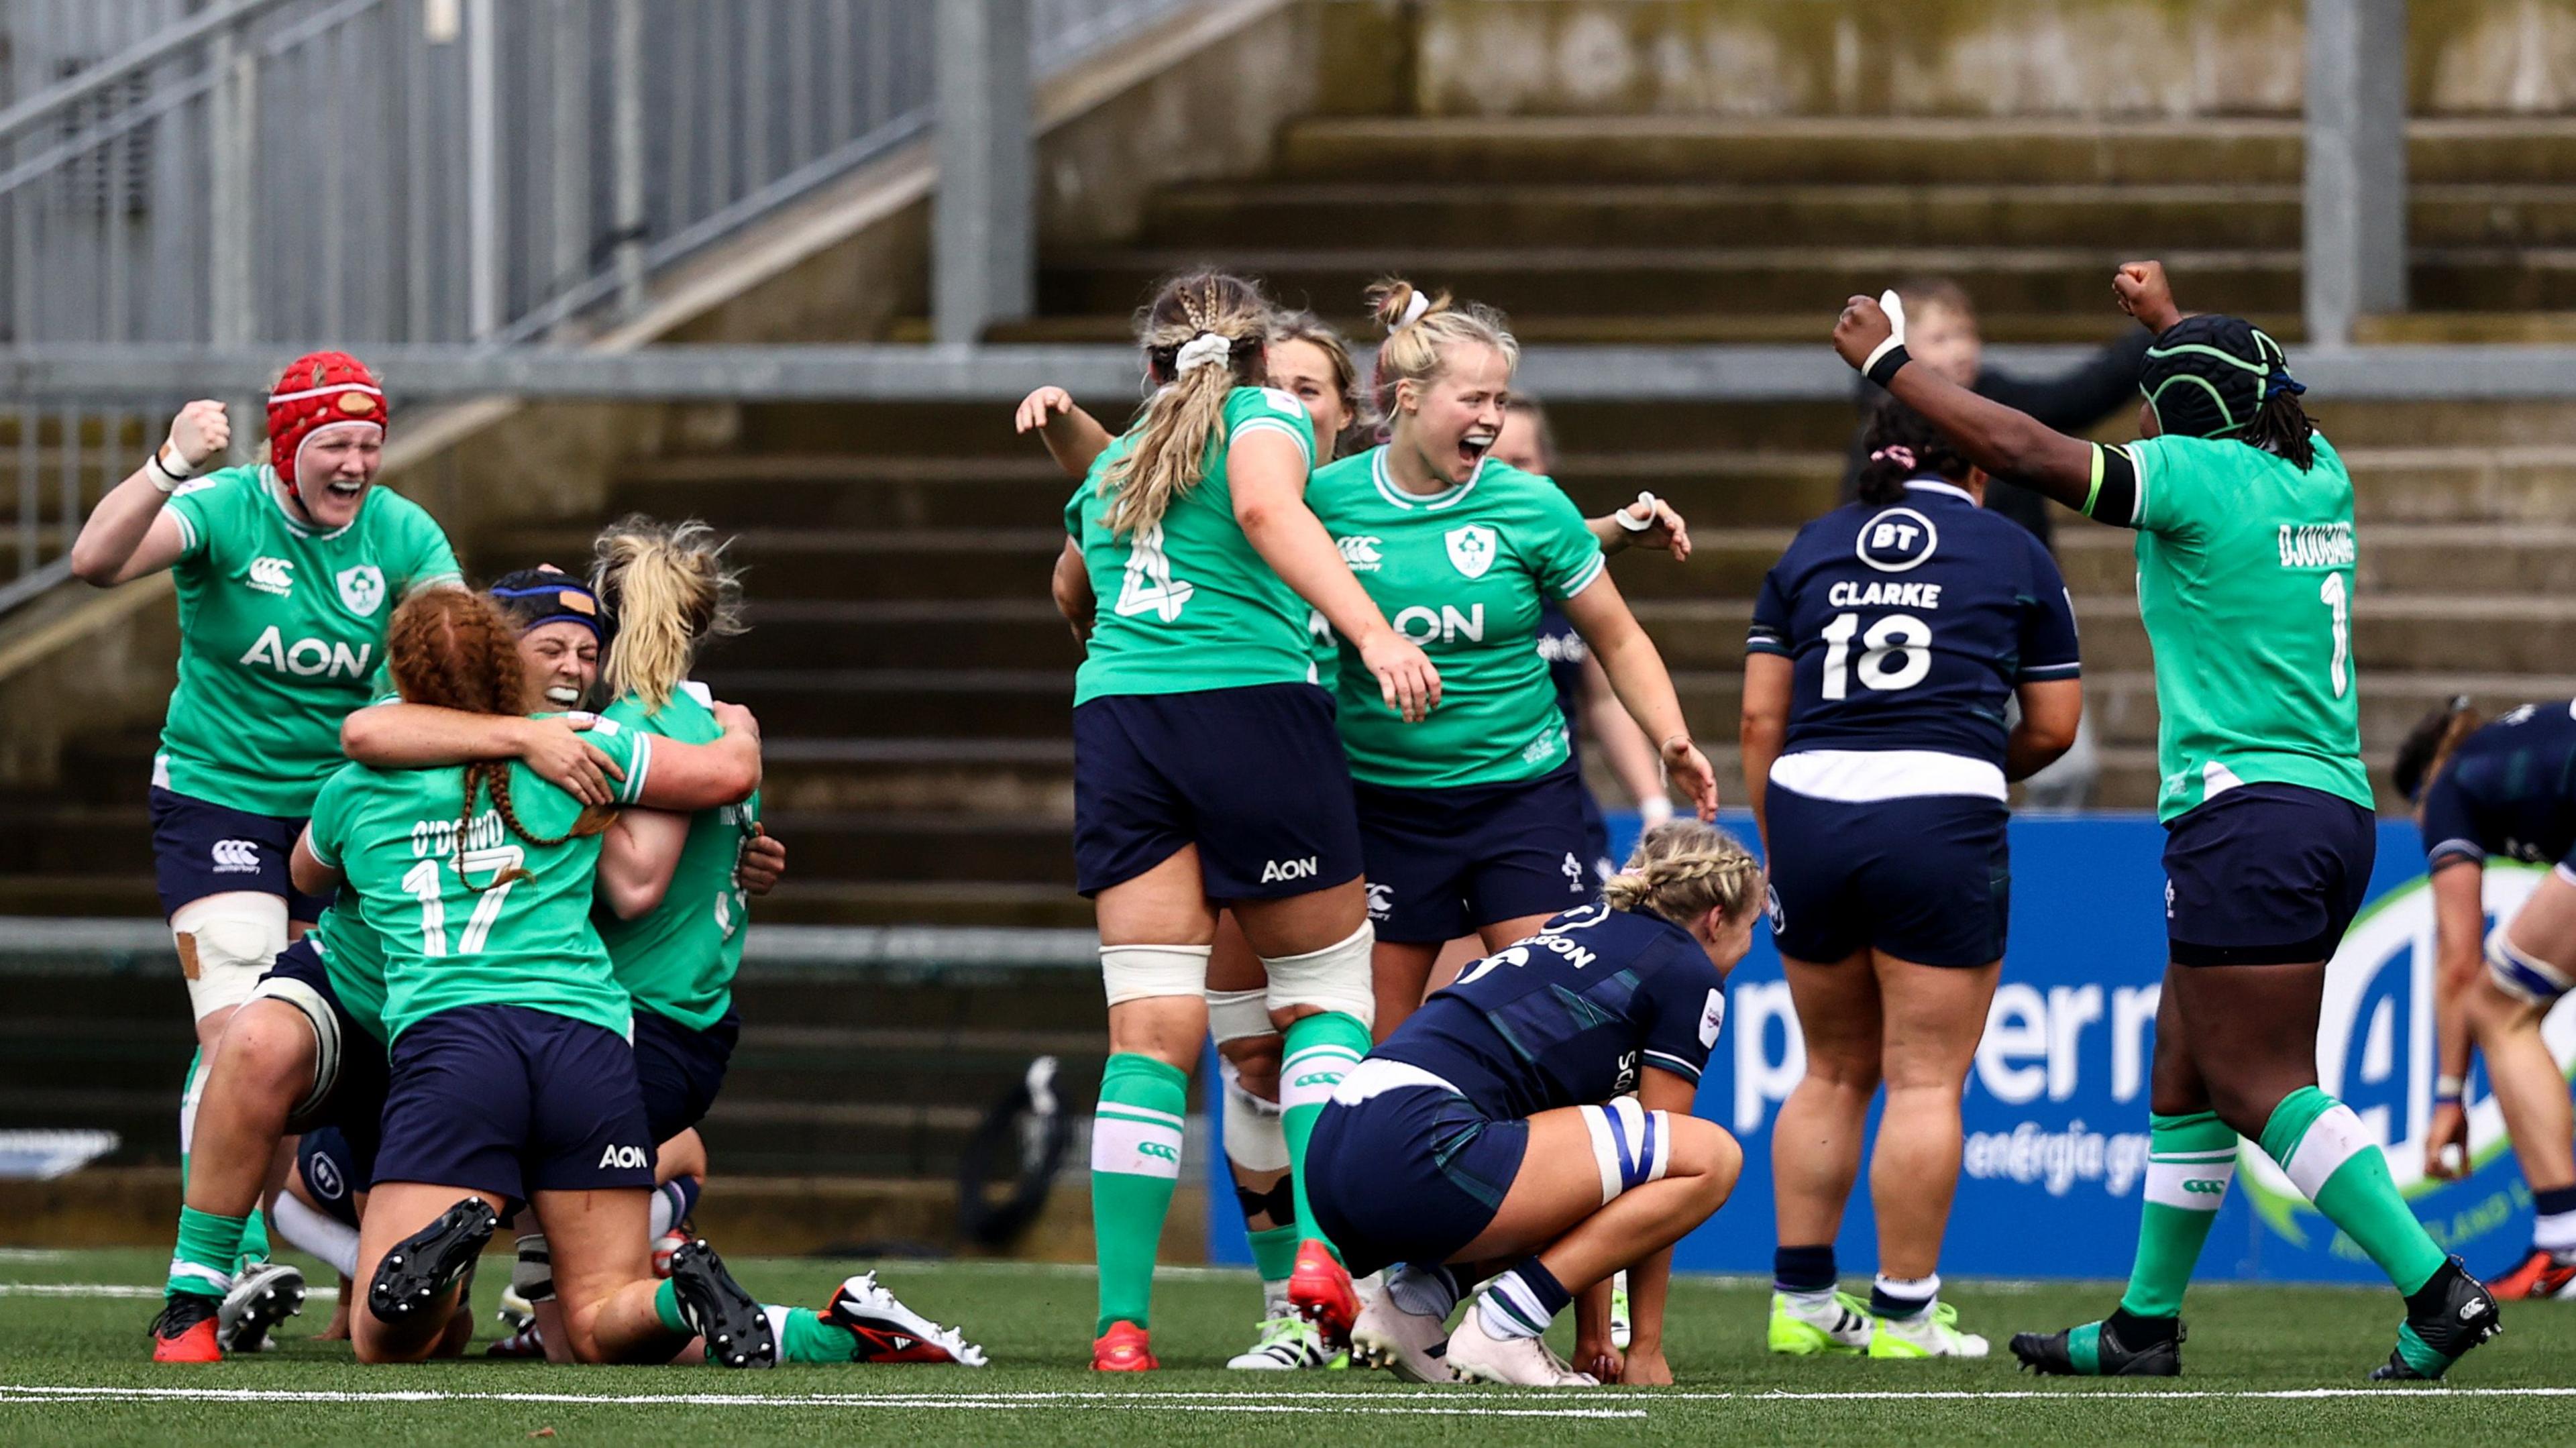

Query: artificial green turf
4,1247,2573,1446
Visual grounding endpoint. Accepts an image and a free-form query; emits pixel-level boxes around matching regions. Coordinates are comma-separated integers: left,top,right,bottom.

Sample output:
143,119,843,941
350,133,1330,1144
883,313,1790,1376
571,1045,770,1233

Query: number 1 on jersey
2320,573,2350,699
1819,611,1933,700
401,846,526,956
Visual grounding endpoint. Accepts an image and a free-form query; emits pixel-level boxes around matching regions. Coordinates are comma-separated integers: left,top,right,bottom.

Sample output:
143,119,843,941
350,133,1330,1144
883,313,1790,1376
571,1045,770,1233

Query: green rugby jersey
1065,386,1319,704
300,899,391,1044
2090,432,2373,821
592,683,761,1032
304,716,653,1043
1307,447,1606,789
158,467,461,818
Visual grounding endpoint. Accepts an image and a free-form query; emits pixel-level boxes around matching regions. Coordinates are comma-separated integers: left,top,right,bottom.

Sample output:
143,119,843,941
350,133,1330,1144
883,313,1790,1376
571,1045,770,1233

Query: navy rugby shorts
374,1004,656,1208
149,786,336,921
1304,1061,1527,1278
297,1126,366,1229
2163,782,2375,966
633,1007,740,1144
1763,785,2010,968
1072,683,1362,899
1354,762,1595,944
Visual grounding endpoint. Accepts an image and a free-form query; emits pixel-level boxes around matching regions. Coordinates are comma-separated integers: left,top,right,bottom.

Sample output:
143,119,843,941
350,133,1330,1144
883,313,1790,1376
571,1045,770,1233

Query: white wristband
2435,1073,2466,1100
1862,288,1909,376
148,444,194,492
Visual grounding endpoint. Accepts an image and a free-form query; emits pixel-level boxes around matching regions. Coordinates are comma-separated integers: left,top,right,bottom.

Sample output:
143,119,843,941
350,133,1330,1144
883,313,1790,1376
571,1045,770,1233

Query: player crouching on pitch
1303,823,1757,1386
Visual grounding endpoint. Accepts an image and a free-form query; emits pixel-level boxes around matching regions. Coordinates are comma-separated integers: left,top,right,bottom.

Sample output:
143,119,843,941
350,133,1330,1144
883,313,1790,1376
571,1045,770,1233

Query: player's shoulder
1225,385,1314,434
1474,459,1581,518
356,482,443,537
175,463,262,503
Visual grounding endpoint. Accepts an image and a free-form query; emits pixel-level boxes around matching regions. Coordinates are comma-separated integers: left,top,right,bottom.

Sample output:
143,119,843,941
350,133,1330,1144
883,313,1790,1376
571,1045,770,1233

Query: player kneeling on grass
1304,822,1757,1386
2404,698,2576,1298
299,589,982,1368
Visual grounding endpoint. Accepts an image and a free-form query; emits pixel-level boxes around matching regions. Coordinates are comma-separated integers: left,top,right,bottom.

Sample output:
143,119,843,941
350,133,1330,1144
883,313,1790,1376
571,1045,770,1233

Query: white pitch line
0,1385,1636,1418
0,1284,338,1301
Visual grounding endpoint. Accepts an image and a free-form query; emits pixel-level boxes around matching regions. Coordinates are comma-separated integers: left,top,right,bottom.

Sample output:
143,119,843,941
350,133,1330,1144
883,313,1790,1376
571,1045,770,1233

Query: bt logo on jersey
1854,506,1939,573
238,626,372,679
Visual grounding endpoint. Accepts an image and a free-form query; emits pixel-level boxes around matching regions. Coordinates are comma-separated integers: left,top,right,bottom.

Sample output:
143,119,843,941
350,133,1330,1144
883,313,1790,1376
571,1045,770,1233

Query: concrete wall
1370,0,2576,118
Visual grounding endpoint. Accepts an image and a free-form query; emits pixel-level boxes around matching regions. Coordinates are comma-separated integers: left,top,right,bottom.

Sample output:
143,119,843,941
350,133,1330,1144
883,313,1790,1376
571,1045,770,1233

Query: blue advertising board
1207,810,2570,1282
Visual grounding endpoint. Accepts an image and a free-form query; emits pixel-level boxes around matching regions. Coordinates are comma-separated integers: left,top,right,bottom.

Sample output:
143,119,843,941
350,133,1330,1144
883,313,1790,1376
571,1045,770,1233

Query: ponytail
1856,395,1976,506
1099,270,1274,539
592,515,745,715
1365,277,1517,423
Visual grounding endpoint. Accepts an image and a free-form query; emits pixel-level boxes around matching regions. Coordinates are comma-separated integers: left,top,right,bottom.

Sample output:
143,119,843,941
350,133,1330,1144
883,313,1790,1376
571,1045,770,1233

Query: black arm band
1864,343,1911,390
2085,443,2141,528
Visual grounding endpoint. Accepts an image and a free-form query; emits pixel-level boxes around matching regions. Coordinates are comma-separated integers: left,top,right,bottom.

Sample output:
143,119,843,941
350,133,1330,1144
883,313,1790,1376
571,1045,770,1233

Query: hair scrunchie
1174,332,1233,374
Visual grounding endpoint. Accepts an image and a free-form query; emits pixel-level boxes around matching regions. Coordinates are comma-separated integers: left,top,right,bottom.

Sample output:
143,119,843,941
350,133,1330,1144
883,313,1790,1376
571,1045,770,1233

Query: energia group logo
2239,862,2575,1259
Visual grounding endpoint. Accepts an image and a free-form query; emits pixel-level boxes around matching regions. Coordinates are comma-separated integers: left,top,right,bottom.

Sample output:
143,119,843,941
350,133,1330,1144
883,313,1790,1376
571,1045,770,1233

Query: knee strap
1579,1099,1673,1206
248,974,341,1130
1101,944,1212,1007
2487,932,2575,1006
1206,987,1277,1046
1220,1059,1291,1174
171,893,288,1023
512,1233,554,1302
1261,921,1376,1027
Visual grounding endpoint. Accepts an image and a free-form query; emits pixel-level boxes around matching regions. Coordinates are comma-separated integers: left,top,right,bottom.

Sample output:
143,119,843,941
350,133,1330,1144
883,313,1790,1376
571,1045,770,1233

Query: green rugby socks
1248,1223,1299,1300
167,1207,247,1299
1278,1011,1370,1254
2257,1087,2445,1294
1091,1053,1189,1335
778,1306,857,1363
2117,1111,2240,1319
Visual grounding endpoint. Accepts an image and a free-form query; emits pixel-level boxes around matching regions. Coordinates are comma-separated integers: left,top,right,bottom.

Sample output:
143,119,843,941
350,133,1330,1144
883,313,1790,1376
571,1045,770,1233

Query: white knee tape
1261,921,1377,1028
2487,932,2576,1006
1207,987,1278,1046
1101,943,1212,1007
248,974,342,1129
1579,1099,1674,1207
171,893,288,1022
1220,1062,1291,1174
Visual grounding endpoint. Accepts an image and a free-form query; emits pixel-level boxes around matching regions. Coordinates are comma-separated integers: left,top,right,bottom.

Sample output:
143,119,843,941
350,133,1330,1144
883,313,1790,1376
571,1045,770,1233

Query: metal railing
0,0,1184,613
0,0,1180,349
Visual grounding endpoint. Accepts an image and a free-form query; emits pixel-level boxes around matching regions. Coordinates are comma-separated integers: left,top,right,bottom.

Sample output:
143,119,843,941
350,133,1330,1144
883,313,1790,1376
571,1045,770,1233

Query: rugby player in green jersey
1306,280,1717,1041
72,353,468,1351
1833,261,2500,1381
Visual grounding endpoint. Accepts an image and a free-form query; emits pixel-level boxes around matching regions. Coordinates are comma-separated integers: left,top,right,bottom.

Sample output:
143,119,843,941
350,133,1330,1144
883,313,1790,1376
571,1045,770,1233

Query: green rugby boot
1768,1290,1872,1356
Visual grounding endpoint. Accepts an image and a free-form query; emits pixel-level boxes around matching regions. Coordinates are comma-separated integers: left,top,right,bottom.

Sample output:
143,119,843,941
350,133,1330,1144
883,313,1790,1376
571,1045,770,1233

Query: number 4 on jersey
1114,524,1195,622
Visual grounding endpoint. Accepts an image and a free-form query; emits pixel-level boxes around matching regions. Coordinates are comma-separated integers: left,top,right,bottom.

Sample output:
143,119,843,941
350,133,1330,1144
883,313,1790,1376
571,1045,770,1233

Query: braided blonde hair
1601,820,1762,929
1099,270,1275,538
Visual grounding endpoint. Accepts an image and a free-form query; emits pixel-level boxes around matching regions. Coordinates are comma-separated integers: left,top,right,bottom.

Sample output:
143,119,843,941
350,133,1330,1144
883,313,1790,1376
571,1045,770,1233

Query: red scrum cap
267,351,386,495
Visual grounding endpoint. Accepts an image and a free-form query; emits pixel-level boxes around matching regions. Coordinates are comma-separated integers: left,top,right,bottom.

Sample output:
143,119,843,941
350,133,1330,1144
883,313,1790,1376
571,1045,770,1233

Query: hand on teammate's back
735,828,786,895
1661,736,1721,820
166,399,231,471
515,714,619,806
1358,630,1440,723
1831,296,1895,372
711,700,763,744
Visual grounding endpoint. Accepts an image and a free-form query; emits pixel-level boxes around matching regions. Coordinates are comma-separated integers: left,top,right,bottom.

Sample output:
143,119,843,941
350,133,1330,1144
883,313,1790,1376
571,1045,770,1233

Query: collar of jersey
1902,478,1976,505
259,465,360,541
1370,445,1483,512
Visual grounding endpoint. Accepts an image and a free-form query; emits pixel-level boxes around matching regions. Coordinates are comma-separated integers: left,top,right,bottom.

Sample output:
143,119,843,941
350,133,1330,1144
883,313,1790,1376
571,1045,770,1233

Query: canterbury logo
1291,1070,1344,1089
596,1144,648,1169
210,839,260,873
1138,1142,1180,1163
1337,535,1383,570
246,557,294,596
2182,1177,2227,1195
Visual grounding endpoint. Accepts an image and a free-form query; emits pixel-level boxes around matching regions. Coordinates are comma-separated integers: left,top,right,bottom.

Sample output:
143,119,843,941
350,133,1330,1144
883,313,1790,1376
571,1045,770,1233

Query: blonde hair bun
1602,820,1761,928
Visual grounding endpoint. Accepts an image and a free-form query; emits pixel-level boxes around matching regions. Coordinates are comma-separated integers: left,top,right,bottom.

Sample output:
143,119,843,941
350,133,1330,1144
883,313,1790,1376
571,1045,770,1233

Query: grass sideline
3,1248,2573,1446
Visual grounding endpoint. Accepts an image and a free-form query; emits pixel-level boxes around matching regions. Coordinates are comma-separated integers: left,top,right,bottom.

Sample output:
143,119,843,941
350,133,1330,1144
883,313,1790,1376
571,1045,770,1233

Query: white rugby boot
1228,1313,1335,1370
1444,1305,1598,1387
1868,1300,1990,1359
1350,1290,1456,1382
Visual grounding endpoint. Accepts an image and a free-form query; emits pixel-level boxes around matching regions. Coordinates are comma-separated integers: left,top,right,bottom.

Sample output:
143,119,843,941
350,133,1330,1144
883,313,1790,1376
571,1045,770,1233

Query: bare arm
1051,537,1095,645
1016,387,1116,480
1229,429,1440,722
1559,571,1716,818
596,808,692,920
2425,859,2485,1180
289,828,341,900
2005,678,2084,783
641,703,764,811
1739,653,1792,846
70,400,231,586
1579,651,1671,820
1585,493,1693,562
343,706,622,808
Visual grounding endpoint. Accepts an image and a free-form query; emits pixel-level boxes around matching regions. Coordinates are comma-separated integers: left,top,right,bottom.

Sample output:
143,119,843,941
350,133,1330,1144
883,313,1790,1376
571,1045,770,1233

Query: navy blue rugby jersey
2420,701,2576,870
1535,601,1587,742
1374,903,1725,1119
1747,478,2081,767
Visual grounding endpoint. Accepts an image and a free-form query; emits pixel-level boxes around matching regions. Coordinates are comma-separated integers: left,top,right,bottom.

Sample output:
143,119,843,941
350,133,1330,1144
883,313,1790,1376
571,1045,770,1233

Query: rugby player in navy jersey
1304,822,1761,1387
2402,698,2576,1298
1742,397,2083,1359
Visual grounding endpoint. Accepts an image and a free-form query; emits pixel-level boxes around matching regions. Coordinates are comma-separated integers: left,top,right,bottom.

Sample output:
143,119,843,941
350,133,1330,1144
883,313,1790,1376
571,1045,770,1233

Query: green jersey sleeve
379,493,463,595
561,712,654,806
2118,436,2212,541
1222,386,1317,471
164,467,254,565
303,767,357,871
1522,479,1607,601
